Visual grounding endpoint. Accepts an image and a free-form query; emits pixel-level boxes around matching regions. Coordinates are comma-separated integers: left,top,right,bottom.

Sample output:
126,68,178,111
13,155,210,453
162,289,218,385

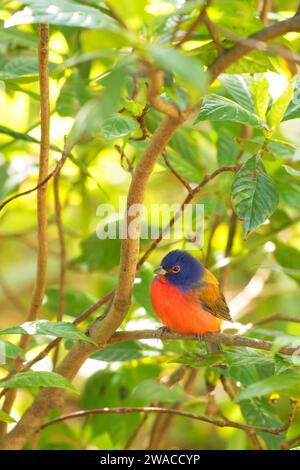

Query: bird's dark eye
172,265,180,273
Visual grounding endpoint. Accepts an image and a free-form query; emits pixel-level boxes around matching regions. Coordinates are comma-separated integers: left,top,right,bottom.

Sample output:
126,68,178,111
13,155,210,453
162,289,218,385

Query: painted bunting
150,250,231,351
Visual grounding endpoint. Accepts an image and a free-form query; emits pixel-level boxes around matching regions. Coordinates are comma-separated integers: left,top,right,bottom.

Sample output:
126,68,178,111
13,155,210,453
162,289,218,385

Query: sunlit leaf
237,373,300,401
67,62,128,146
5,0,120,32
250,75,270,121
0,320,95,344
92,341,160,362
101,114,139,140
0,339,23,360
231,155,278,237
282,165,300,178
220,74,254,113
267,83,294,131
195,94,266,129
0,371,76,391
0,410,16,424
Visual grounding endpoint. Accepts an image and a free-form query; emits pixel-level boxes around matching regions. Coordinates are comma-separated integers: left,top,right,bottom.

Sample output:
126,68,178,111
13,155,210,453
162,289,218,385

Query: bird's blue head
155,250,204,291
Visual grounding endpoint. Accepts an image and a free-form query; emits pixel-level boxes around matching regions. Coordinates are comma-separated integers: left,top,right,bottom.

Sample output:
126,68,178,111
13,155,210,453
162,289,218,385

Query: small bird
150,250,232,352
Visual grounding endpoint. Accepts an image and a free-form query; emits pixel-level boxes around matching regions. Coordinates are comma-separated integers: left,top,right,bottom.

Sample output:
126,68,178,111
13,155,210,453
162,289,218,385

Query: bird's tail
205,341,221,354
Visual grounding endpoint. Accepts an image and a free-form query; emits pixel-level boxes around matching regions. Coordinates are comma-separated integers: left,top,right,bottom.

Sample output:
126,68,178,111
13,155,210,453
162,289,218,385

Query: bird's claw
157,326,172,339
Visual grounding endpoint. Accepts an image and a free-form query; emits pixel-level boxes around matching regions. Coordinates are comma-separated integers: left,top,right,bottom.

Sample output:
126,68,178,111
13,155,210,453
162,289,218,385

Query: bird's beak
154,266,167,275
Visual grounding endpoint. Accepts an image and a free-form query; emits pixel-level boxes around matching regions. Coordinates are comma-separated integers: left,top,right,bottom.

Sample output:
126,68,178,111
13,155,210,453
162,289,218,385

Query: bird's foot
157,326,172,339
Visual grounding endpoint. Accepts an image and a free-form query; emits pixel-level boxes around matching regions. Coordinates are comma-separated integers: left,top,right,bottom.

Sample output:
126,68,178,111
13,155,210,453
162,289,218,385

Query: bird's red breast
150,275,221,334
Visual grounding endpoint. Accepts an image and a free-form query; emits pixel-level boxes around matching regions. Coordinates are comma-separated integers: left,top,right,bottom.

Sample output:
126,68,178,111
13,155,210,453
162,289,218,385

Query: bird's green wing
193,269,232,322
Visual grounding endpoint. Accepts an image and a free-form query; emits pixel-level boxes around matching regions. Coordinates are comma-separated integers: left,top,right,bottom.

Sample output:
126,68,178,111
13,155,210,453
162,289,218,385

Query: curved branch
208,13,300,83
109,329,298,356
38,405,287,436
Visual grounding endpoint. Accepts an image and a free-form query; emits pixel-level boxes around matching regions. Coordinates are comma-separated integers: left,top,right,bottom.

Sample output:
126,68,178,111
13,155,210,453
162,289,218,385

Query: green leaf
44,287,97,318
133,264,155,316
283,74,300,121
149,45,207,92
231,155,279,237
282,165,300,178
0,56,40,82
56,70,91,117
101,114,139,140
91,341,160,362
0,320,95,344
215,124,240,166
237,373,300,401
250,75,270,121
0,339,23,360
5,0,119,32
71,232,120,271
274,242,300,284
220,74,254,113
240,398,283,449
0,19,37,49
227,51,277,74
67,63,128,146
0,125,40,145
195,94,266,129
81,365,160,446
132,379,189,403
0,410,16,424
0,371,76,391
267,83,294,131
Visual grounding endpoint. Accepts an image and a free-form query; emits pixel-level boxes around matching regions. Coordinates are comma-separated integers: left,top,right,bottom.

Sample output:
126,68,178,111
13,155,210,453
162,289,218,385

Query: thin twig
162,151,192,193
215,24,300,67
282,433,300,449
148,366,188,449
147,67,182,119
52,156,67,368
0,24,50,438
129,104,150,141
253,314,300,326
176,0,212,47
39,406,291,436
203,12,223,56
260,0,272,25
208,13,300,83
0,146,70,212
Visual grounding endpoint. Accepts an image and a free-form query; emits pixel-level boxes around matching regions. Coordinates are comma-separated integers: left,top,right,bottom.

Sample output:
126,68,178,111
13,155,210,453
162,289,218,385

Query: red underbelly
150,276,221,334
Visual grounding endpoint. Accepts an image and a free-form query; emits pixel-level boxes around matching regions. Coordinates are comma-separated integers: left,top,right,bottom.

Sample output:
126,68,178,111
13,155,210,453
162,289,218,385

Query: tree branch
175,0,212,47
108,329,298,356
0,24,50,438
208,13,300,83
38,405,291,437
52,155,67,368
